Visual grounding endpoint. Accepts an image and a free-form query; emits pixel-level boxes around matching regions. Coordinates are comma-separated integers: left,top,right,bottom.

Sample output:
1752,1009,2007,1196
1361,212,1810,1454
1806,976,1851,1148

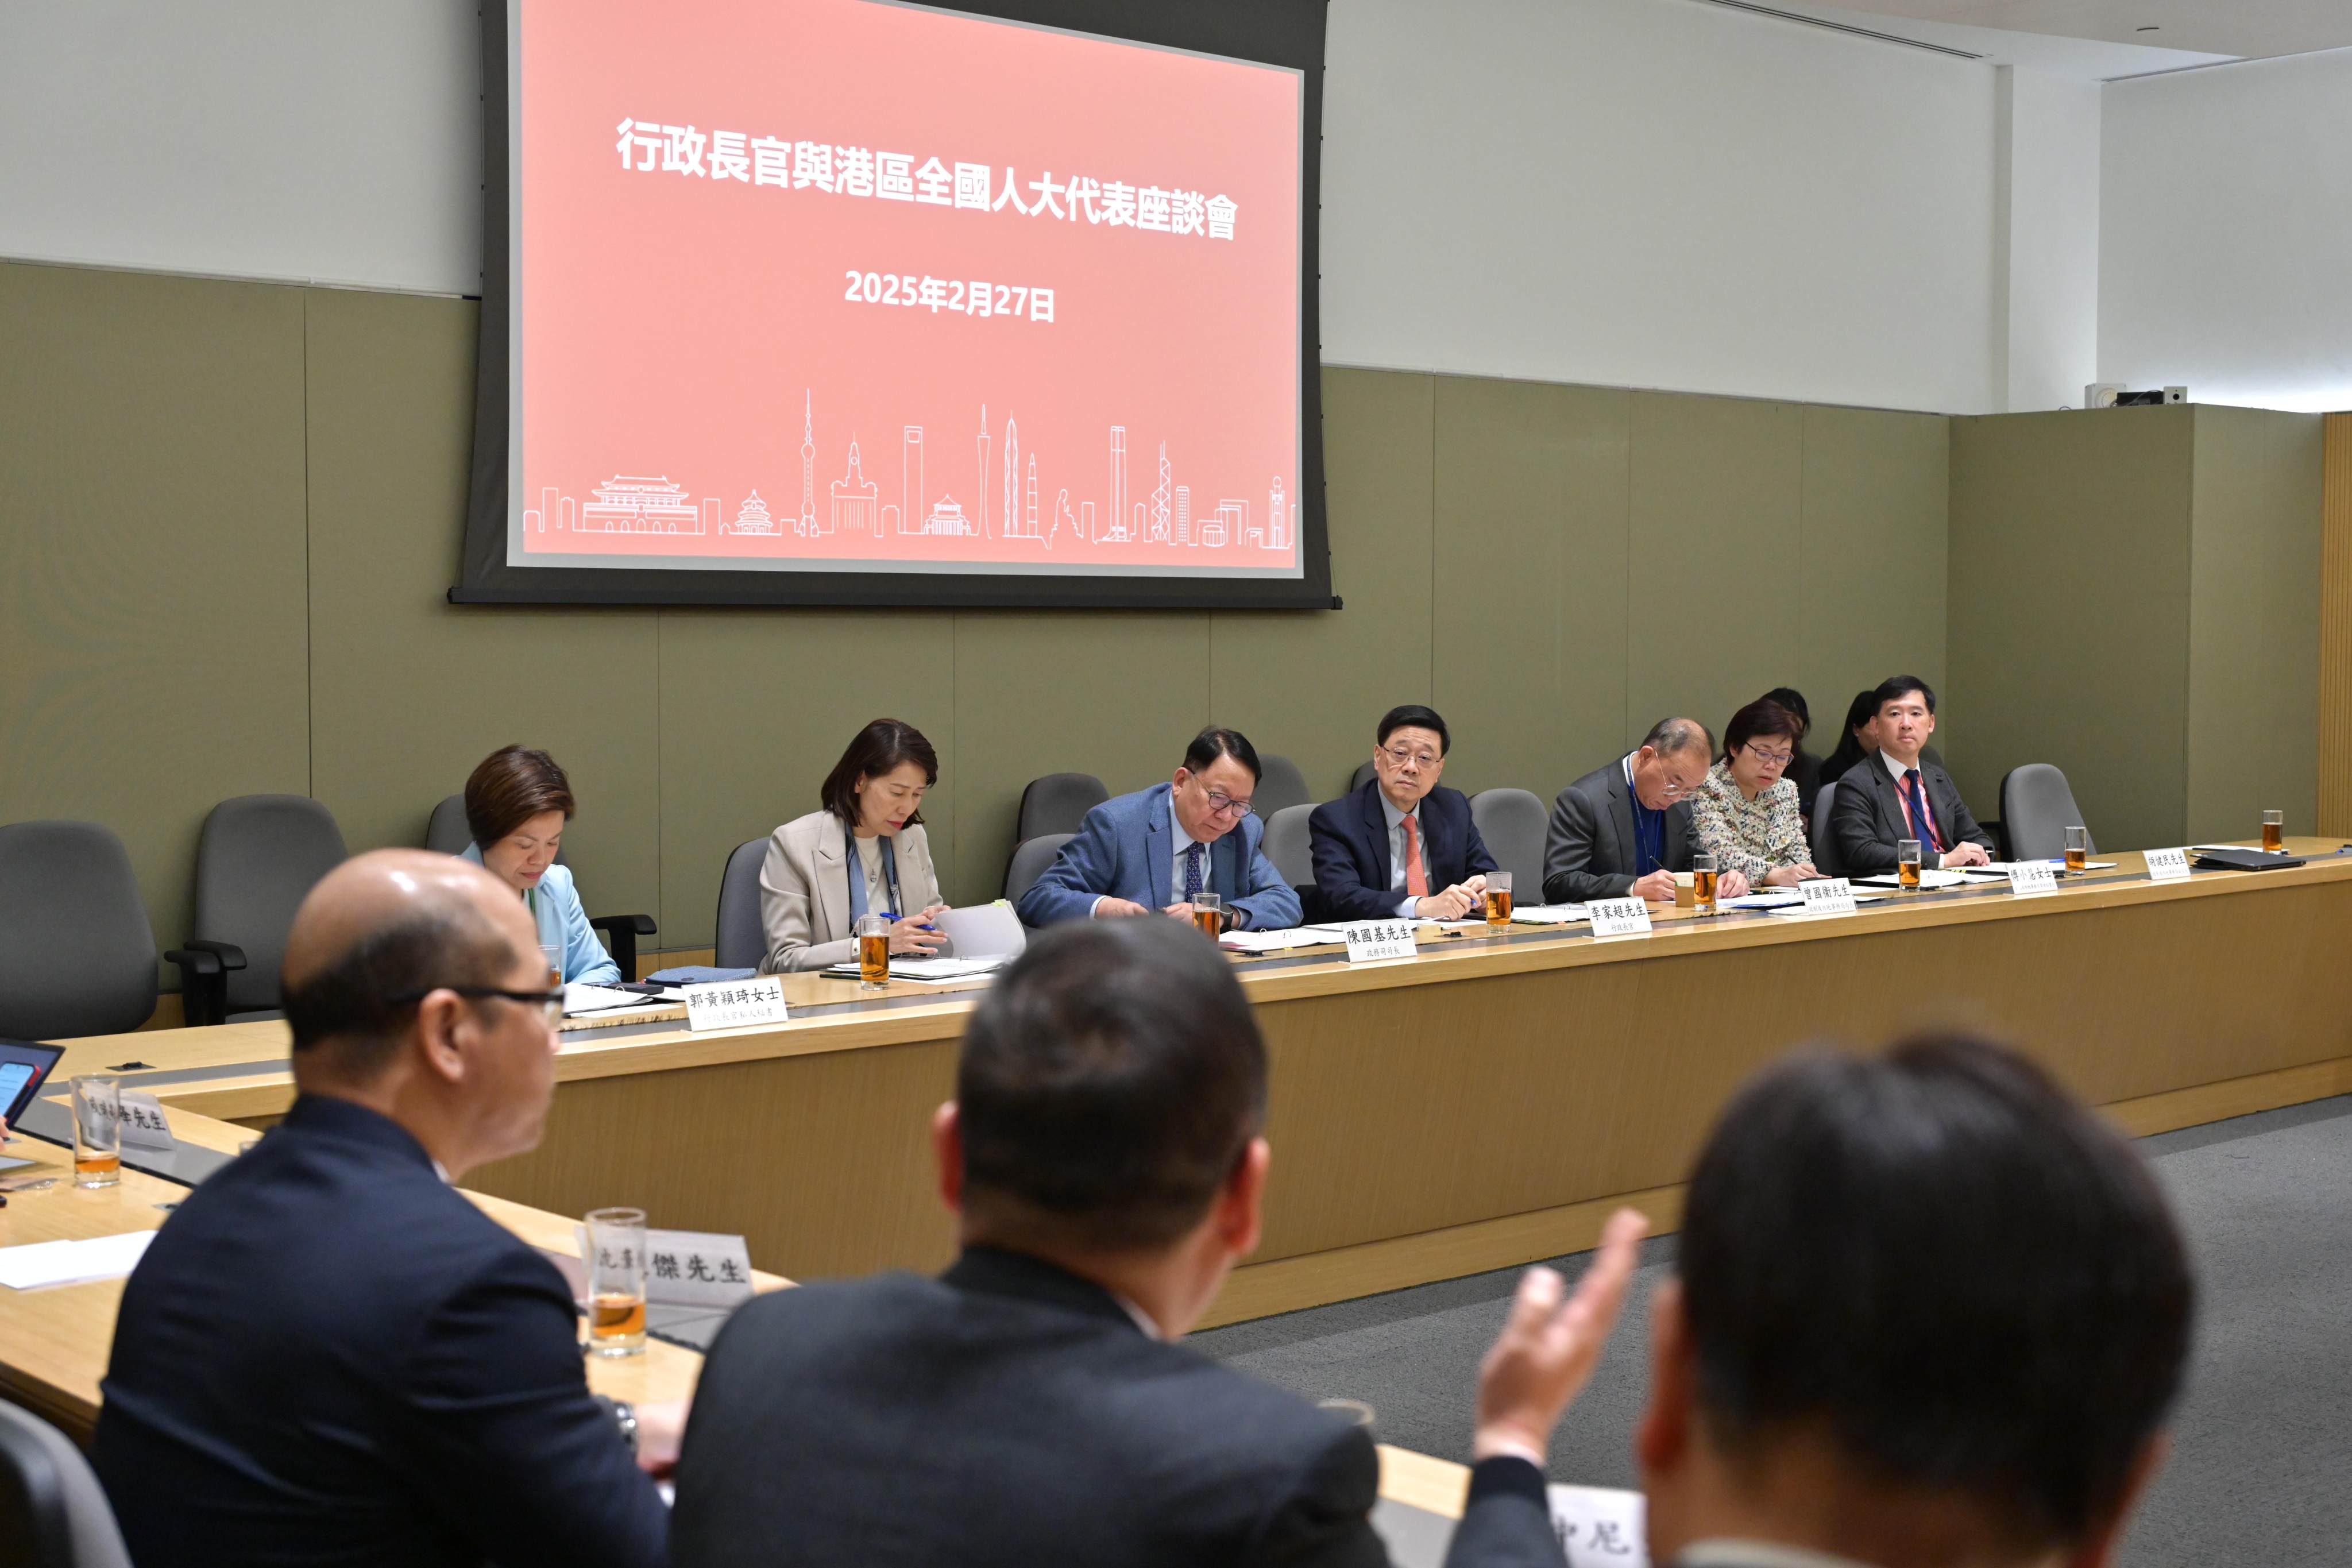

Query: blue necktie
1184,842,1205,902
1903,770,1944,854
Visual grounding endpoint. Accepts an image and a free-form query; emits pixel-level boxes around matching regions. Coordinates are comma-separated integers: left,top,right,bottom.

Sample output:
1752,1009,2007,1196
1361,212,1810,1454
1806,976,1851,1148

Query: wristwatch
609,1399,638,1454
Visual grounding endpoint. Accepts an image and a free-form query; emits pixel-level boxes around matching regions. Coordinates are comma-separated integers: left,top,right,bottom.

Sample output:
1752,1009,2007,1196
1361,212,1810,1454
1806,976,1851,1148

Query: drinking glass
1482,871,1513,930
586,1206,648,1357
2261,810,2284,853
2064,826,2088,876
855,913,892,989
1691,853,1719,915
1192,891,1223,940
71,1075,122,1188
1897,840,1922,890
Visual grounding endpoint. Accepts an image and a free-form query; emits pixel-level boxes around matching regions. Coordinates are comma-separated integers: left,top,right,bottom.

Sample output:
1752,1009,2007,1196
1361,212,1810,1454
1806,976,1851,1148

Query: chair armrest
164,941,247,1028
589,914,659,983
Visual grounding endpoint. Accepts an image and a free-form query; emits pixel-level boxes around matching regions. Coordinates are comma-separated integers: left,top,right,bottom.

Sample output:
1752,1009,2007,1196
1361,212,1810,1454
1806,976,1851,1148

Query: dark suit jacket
672,1246,1563,1568
1543,759,1696,904
94,1094,666,1568
1310,780,1501,923
1828,754,1994,874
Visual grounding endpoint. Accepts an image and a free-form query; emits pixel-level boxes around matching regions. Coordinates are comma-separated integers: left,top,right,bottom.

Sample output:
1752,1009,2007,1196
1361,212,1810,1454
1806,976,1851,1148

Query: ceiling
1820,0,2352,67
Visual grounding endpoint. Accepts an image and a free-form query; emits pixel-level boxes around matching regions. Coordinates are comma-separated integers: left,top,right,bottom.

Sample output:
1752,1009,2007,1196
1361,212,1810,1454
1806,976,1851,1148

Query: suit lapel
1358,782,1393,889
1608,763,1639,867
1144,788,1172,909
814,826,850,940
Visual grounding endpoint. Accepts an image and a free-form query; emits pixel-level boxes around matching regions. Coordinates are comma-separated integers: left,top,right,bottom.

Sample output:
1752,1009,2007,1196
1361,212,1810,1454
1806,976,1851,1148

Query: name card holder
118,1090,175,1152
1586,898,1654,939
682,976,790,1032
643,1227,757,1308
1797,878,1858,917
2006,862,2059,898
2144,847,2191,882
1343,921,1419,964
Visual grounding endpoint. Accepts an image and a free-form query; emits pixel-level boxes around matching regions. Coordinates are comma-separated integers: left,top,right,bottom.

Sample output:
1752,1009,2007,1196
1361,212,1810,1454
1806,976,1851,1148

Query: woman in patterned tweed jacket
1690,697,1820,890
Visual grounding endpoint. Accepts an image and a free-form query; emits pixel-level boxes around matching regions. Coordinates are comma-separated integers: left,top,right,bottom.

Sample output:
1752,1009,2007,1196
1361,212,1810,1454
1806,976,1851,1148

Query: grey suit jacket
758,811,945,973
1827,756,1993,875
1543,758,1695,904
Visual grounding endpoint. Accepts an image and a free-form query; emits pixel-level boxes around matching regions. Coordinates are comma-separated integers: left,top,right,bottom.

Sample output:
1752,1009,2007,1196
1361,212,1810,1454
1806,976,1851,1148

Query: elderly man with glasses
1543,717,1751,906
1308,704,1500,923
1015,726,1303,932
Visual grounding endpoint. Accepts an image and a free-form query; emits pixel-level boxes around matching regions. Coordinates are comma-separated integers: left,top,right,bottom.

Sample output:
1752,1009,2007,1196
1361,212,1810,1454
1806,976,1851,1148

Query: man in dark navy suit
673,918,1645,1567
1311,704,1501,923
95,849,676,1568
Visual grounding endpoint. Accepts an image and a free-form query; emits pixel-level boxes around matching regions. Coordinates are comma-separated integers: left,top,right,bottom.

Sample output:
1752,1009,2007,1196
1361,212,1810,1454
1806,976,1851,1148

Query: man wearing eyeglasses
1543,718,1751,905
1016,727,1303,932
1309,704,1499,922
96,849,677,1568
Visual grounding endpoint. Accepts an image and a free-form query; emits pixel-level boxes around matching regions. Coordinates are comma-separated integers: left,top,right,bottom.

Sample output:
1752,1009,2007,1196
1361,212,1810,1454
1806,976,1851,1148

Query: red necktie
1401,815,1429,897
1902,770,1945,854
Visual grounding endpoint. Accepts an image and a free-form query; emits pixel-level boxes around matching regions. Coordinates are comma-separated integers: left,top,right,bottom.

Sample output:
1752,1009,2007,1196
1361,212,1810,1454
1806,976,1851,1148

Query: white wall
0,0,481,294
1995,67,2100,411
1319,0,1998,413
2100,49,2352,412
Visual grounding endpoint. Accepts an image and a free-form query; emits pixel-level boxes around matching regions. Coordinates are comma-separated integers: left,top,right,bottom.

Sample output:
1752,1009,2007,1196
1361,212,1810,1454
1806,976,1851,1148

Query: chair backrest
1260,803,1316,890
191,796,349,1016
1469,788,1547,894
1350,760,1377,794
2000,763,2094,860
0,1399,134,1568
0,821,158,1040
1005,833,1076,906
713,837,770,971
1810,781,1843,876
423,793,471,856
1252,754,1311,820
1014,774,1107,843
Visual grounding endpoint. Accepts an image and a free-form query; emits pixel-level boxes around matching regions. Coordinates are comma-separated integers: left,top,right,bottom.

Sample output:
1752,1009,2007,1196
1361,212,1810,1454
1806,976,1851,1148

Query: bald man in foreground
95,851,677,1568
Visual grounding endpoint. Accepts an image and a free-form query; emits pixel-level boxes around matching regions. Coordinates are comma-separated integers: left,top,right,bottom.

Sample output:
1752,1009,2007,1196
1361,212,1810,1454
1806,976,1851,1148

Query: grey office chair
2000,764,2094,861
0,1399,134,1568
1810,781,1843,876
1260,803,1316,890
423,793,472,856
180,795,348,1026
1469,788,1547,894
713,837,770,972
1005,833,1076,907
1253,754,1311,820
0,820,159,1040
423,792,652,978
1014,774,1107,841
1350,760,1377,794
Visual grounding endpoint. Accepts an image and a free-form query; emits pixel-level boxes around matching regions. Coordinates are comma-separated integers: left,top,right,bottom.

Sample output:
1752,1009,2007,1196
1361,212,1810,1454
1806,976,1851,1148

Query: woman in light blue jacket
456,744,621,986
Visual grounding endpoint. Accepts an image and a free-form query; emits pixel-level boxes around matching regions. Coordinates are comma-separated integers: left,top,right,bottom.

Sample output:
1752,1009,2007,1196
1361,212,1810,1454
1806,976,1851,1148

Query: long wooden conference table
41,841,2352,1330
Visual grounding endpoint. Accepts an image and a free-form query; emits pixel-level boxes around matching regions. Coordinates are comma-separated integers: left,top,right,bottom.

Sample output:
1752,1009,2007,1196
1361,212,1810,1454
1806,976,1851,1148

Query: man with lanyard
1828,675,1994,875
1542,719,1751,905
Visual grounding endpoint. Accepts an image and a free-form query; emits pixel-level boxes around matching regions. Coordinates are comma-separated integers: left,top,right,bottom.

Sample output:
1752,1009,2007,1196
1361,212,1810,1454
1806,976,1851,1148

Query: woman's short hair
820,719,939,828
463,746,576,849
1721,700,1805,765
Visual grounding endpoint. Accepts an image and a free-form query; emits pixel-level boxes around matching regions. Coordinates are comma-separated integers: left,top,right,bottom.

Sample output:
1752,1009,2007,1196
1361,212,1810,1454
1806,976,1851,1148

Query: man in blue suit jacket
95,849,674,1568
1016,727,1303,931
1311,704,1500,923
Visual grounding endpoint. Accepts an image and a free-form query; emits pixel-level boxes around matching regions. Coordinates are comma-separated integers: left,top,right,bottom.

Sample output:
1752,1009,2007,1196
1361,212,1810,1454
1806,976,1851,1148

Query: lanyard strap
845,827,902,921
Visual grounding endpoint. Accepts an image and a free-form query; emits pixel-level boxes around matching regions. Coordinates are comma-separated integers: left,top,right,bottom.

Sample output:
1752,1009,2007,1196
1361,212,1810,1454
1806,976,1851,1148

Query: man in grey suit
1543,719,1751,905
1827,675,1994,875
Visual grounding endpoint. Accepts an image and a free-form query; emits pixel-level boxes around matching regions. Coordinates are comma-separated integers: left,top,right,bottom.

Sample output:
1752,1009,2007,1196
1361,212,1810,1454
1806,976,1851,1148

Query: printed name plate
681,976,790,1032
1586,897,1654,938
2144,847,2191,882
117,1090,175,1152
643,1227,757,1308
2006,861,2059,898
1797,877,1857,917
1343,920,1419,964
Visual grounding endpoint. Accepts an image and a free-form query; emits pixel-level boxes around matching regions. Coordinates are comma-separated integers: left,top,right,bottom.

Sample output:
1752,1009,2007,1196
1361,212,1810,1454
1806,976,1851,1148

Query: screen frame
454,0,1334,611
0,1038,65,1126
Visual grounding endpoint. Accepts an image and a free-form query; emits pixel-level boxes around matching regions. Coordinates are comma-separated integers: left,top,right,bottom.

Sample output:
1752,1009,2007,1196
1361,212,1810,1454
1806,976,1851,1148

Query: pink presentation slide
515,0,1304,576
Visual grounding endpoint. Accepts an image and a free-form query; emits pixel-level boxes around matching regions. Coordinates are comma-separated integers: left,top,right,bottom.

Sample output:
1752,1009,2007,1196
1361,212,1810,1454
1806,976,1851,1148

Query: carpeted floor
1192,1094,2352,1568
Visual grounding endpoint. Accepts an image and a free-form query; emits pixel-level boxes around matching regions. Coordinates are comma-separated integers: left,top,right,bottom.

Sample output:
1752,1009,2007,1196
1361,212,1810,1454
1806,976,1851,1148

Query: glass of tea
1691,853,1719,915
2261,810,2284,853
1192,890,1223,940
854,913,892,990
71,1075,122,1188
2064,826,2088,876
1897,839,1922,890
1483,870,1513,930
586,1206,648,1357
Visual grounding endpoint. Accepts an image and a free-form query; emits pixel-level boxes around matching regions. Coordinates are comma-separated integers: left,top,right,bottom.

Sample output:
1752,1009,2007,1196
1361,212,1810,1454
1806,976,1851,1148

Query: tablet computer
0,1038,68,1126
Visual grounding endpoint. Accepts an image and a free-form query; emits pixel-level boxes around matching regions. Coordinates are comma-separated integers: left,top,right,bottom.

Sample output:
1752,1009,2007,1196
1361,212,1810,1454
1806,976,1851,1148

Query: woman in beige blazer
759,719,951,973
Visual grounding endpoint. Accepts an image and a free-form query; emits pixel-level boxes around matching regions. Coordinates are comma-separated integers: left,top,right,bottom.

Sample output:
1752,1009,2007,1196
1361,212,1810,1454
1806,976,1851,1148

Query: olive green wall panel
654,609,957,946
302,288,663,925
947,611,1210,908
1794,405,1951,743
1431,377,1631,801
2186,407,2323,841
1948,408,2194,850
1207,368,1435,805
0,262,310,953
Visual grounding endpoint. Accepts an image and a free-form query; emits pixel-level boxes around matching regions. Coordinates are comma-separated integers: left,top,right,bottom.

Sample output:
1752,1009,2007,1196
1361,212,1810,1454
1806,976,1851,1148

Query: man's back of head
1642,1036,2195,1568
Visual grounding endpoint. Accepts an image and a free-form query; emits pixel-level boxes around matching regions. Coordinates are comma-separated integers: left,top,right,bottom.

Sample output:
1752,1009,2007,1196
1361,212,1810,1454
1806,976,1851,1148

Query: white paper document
822,956,1007,983
1221,926,1351,953
1853,868,1972,890
563,983,672,1017
1509,905,1590,925
0,1231,156,1292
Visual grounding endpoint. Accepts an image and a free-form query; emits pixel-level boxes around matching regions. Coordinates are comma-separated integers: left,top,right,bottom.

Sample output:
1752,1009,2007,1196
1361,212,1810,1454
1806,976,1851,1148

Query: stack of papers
820,956,1007,984
1853,868,1974,890
0,1231,156,1291
1509,905,1590,925
562,983,676,1017
1722,891,1802,909
1221,926,1351,952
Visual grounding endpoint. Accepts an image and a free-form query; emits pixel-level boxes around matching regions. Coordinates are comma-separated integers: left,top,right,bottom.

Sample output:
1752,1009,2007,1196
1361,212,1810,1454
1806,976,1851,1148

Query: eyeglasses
1742,743,1795,768
387,984,566,1028
1379,744,1442,769
1203,789,1254,820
